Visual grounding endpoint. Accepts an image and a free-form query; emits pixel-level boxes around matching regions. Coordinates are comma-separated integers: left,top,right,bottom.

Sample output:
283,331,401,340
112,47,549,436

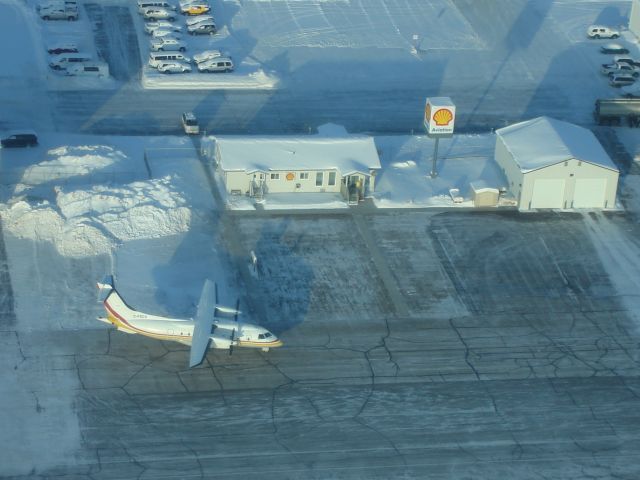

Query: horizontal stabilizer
96,275,115,302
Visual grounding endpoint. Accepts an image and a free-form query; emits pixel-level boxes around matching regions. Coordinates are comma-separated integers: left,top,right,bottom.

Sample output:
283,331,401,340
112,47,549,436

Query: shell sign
424,97,456,136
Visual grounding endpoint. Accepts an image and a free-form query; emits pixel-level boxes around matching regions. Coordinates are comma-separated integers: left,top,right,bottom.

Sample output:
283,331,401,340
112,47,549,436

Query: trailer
594,98,640,126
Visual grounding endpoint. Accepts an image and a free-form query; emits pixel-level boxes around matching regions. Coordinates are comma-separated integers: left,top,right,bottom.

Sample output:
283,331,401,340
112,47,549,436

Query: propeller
229,328,235,356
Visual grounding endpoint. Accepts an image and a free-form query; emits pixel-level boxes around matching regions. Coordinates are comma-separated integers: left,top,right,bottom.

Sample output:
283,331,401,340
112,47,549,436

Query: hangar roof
213,136,382,175
496,116,618,173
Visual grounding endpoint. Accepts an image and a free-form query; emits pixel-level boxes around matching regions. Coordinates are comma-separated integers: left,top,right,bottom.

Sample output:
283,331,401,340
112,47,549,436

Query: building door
573,178,606,208
530,178,565,209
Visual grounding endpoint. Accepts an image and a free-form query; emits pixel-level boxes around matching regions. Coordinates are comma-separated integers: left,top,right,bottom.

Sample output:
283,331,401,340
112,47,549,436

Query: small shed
202,136,382,201
495,117,619,210
470,181,499,207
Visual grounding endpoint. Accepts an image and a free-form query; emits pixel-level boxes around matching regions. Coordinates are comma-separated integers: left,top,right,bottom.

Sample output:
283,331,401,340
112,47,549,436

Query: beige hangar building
202,136,382,202
495,117,619,211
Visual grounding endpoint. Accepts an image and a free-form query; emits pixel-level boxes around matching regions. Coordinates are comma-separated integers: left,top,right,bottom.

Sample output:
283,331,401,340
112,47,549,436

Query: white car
181,112,199,134
587,25,620,39
141,7,176,21
197,56,233,73
193,49,222,64
40,6,78,20
150,37,187,52
186,14,213,26
144,21,182,34
151,28,182,38
601,62,640,77
157,61,191,74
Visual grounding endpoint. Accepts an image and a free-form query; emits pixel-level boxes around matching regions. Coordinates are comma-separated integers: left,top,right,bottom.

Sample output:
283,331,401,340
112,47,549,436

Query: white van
148,51,190,68
65,62,109,77
137,0,175,13
49,53,92,70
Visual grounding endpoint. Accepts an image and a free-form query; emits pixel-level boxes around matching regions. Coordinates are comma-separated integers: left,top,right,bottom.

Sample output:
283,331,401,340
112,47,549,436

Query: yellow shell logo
286,172,295,181
433,108,453,126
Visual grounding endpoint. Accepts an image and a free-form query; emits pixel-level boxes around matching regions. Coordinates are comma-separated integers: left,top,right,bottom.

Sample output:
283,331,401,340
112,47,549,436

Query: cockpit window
265,332,272,338
258,333,265,339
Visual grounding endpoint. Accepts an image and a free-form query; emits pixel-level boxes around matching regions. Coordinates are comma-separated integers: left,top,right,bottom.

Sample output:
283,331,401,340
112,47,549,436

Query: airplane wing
189,279,216,368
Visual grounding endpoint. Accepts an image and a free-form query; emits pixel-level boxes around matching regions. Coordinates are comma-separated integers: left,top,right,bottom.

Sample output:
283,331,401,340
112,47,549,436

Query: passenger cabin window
328,171,336,186
270,173,280,180
316,172,323,186
299,172,309,180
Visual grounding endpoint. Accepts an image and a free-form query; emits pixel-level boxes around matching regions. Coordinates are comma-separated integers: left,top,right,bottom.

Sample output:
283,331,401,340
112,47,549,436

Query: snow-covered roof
496,117,618,173
214,136,381,175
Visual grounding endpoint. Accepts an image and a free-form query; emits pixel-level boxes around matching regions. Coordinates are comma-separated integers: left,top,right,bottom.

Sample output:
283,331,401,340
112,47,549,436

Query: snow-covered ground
3,0,640,477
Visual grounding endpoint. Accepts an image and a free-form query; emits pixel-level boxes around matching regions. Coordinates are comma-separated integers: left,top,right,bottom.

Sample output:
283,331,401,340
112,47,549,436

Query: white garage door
573,178,606,208
530,179,565,209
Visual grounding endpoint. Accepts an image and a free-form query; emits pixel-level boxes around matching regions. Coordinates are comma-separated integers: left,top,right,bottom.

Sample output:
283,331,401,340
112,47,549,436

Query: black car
1,133,38,148
188,23,216,35
600,43,630,54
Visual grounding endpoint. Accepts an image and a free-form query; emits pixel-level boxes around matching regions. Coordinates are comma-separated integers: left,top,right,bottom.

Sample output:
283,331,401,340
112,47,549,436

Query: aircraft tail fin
189,279,216,368
96,275,115,302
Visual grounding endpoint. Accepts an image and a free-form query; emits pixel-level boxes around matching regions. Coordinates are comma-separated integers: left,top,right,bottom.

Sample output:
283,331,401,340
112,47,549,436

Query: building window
270,173,280,180
299,172,309,180
316,172,323,186
328,171,336,186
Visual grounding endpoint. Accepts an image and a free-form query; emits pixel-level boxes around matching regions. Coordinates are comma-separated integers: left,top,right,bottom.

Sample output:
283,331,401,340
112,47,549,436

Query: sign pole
431,137,439,178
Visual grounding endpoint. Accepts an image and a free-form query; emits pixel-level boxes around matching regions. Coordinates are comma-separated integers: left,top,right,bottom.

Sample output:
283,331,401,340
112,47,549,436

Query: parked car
185,14,213,26
1,132,38,148
601,43,630,54
587,25,620,39
47,42,78,55
144,20,182,34
181,112,199,134
197,56,233,73
601,62,640,77
193,49,222,64
151,28,182,38
49,53,92,70
148,51,190,68
40,6,78,20
37,0,77,12
609,73,636,87
620,83,640,98
613,55,640,67
157,61,191,73
187,22,216,35
141,7,176,21
64,62,109,77
181,3,210,15
137,0,176,14
150,37,187,52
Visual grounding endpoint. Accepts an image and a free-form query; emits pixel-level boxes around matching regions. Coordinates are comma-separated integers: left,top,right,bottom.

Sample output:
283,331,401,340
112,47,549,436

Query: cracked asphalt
3,208,640,478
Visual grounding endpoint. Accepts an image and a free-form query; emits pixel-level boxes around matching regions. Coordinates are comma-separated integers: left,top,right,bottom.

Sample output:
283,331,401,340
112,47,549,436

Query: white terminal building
495,117,619,211
202,136,382,201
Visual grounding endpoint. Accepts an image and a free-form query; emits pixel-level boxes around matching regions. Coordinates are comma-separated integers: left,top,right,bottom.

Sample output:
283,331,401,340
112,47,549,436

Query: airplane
96,275,282,367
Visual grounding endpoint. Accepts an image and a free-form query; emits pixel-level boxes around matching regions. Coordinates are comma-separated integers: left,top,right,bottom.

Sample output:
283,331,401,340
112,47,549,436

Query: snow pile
3,179,191,258
2,142,194,258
